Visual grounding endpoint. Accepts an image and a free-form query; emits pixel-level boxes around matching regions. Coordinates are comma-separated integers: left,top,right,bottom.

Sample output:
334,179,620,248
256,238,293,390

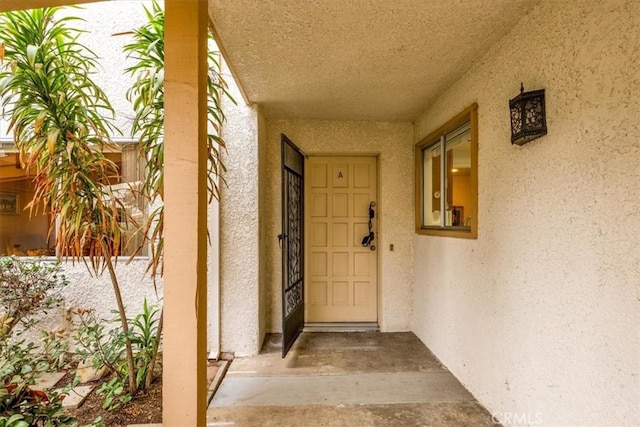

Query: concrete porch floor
207,332,497,426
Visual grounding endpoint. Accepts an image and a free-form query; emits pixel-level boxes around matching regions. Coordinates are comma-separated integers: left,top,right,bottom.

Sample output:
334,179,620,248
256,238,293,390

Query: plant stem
105,256,137,395
145,307,163,389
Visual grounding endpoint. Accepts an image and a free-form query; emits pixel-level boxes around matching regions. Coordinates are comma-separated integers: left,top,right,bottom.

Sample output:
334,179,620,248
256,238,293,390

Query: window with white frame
415,103,478,239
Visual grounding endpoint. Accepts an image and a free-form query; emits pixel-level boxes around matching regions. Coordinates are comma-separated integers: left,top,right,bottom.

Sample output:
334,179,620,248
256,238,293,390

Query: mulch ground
65,360,221,426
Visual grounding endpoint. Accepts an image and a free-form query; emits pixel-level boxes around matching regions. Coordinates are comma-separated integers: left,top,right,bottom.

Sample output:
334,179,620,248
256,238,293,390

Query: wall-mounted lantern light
509,83,547,145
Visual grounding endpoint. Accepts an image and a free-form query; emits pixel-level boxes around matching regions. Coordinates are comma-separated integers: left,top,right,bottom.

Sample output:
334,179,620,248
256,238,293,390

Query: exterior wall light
509,83,547,145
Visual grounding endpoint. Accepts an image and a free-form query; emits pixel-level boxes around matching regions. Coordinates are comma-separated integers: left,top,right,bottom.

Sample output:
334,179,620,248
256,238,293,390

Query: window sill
415,226,477,239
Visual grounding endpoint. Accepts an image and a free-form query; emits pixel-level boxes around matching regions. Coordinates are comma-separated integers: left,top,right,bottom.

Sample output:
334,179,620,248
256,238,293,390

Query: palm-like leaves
121,0,233,391
0,8,141,395
124,0,232,277
0,7,122,272
0,3,234,397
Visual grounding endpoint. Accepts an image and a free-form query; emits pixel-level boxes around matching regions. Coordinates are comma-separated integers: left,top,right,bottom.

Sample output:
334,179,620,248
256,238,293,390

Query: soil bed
68,378,162,427
64,360,221,426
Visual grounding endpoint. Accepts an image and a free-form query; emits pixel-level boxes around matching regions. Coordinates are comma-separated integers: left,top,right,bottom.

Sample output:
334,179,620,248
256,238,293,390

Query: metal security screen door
280,134,305,357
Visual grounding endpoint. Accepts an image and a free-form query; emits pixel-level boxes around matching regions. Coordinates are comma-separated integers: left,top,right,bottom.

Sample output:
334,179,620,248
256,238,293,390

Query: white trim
207,193,221,356
303,322,379,332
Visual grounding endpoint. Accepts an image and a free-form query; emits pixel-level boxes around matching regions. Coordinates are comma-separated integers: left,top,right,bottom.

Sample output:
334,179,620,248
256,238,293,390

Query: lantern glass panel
509,88,546,145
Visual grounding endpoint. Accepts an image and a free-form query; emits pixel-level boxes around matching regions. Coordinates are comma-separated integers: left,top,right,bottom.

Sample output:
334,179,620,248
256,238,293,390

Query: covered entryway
2,0,638,425
209,332,494,426
263,122,414,346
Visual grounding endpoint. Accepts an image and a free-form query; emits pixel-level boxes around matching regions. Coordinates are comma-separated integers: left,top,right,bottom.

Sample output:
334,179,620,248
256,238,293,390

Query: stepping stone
75,361,108,383
34,372,66,390
56,385,95,409
127,424,162,427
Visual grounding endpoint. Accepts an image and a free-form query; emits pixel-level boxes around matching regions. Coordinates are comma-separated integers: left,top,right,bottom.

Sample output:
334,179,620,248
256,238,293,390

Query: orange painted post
163,0,209,425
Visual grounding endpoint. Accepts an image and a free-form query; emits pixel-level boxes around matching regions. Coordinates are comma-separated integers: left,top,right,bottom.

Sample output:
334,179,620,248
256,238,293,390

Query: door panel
280,134,304,357
305,156,377,323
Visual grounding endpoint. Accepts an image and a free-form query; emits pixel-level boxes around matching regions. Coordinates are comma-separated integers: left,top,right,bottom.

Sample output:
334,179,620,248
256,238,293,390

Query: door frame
303,153,382,328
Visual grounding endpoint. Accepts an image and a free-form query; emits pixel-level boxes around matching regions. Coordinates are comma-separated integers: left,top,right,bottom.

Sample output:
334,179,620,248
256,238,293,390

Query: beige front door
305,156,378,322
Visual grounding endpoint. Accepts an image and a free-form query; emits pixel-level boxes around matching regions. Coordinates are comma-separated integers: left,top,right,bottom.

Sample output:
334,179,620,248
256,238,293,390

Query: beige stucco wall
219,62,263,357
63,2,154,137
411,1,640,425
58,259,163,322
264,120,415,334
16,258,162,344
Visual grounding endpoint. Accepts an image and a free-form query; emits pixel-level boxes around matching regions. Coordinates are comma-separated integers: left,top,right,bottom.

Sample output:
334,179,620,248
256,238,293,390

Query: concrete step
211,371,474,407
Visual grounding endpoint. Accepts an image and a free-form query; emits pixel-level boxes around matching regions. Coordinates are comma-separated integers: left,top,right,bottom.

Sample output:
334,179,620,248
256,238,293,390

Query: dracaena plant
0,8,120,262
0,7,140,395
123,0,233,390
124,0,231,278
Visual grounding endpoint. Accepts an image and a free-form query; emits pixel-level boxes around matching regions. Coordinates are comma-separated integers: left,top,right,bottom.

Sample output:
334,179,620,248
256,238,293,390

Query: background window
415,104,478,238
106,142,149,257
0,140,148,256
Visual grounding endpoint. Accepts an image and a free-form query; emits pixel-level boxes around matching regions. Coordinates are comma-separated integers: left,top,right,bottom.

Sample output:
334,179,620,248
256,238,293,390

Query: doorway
305,156,378,324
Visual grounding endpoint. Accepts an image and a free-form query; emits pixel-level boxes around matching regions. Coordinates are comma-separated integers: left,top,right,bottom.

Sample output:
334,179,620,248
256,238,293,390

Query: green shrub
72,300,160,411
0,258,74,425
0,341,76,426
0,257,67,340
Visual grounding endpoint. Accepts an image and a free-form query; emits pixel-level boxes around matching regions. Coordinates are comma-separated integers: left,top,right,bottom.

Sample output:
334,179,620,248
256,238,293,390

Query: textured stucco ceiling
209,0,539,121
